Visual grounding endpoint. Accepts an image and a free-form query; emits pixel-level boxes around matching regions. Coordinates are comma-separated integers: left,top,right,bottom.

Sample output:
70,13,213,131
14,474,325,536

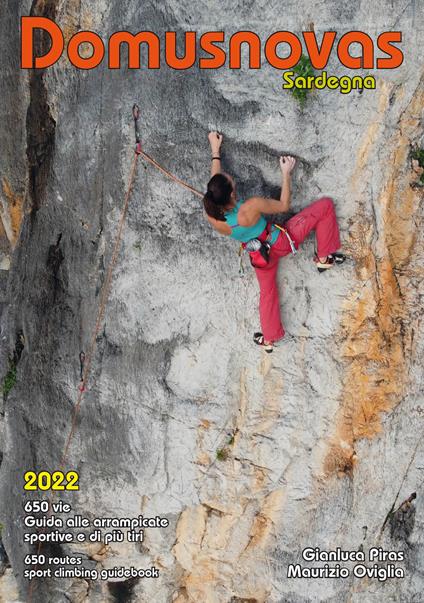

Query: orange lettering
21,16,64,69
165,32,196,69
199,32,226,68
109,31,160,69
229,31,261,69
265,32,302,69
67,31,105,69
20,24,403,73
303,31,336,69
337,31,374,69
377,32,403,68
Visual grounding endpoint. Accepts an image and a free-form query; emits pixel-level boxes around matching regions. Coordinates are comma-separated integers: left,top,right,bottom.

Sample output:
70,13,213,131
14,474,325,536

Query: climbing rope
133,104,204,199
138,149,204,198
60,151,139,466
60,106,205,467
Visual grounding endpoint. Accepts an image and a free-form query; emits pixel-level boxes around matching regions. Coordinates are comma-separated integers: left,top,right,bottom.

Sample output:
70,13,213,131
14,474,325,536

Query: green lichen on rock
411,146,424,183
2,360,17,400
289,54,315,105
216,447,230,461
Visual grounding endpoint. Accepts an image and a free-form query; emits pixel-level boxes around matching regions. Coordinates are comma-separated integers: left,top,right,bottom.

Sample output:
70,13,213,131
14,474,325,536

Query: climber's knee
316,196,335,216
320,196,334,209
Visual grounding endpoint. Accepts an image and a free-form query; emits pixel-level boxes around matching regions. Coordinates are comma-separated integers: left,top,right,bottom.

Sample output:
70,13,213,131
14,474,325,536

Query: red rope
138,149,204,198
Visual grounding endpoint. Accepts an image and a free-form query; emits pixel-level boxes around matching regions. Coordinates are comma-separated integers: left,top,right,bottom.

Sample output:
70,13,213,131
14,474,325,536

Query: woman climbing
203,131,345,353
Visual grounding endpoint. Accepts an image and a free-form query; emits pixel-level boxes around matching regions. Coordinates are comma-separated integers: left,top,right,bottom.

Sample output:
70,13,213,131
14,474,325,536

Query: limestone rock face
0,1,423,602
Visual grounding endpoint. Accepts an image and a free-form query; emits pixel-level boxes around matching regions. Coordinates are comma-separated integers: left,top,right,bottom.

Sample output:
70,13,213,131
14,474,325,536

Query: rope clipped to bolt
133,104,204,198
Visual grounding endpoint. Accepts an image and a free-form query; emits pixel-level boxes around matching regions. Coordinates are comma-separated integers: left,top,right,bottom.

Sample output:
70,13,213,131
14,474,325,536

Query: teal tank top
224,200,279,245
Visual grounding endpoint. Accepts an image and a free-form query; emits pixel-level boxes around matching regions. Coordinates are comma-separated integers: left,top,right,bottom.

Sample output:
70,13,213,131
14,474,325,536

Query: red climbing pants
254,197,341,342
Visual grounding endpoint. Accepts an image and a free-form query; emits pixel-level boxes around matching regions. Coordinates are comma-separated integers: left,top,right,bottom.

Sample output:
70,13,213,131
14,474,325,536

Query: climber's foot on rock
253,332,273,353
314,252,346,273
331,252,347,264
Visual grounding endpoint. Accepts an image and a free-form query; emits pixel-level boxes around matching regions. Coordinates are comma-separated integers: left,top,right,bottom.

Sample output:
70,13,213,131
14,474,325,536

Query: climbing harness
244,230,272,269
240,222,297,270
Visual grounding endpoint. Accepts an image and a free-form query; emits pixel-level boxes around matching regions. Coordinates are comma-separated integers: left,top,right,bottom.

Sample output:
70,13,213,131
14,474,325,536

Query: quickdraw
274,224,297,255
132,104,204,198
78,351,86,392
133,104,142,154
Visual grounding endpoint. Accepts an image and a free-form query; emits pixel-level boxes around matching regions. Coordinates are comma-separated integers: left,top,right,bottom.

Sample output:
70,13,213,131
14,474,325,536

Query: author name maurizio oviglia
287,547,406,581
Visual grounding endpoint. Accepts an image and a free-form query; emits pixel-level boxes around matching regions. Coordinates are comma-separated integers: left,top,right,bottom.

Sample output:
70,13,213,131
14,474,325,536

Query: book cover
0,1,423,602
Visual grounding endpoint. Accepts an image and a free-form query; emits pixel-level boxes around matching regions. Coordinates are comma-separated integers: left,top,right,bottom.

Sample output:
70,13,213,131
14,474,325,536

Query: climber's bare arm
205,214,232,235
237,156,296,226
208,131,223,177
203,131,231,234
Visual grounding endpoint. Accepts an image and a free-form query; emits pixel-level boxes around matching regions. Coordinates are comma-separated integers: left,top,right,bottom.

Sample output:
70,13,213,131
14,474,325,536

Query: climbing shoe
253,332,273,353
314,253,346,273
331,252,347,264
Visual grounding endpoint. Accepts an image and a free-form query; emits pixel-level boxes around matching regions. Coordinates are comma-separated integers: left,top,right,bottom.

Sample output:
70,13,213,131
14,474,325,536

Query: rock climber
203,131,345,353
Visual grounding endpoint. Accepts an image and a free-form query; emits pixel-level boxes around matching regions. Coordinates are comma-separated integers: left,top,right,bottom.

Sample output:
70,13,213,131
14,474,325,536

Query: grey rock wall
0,1,423,602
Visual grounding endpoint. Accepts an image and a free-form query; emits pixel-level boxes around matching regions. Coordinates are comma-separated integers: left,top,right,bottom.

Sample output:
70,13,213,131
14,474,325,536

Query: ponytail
203,190,225,221
203,174,233,222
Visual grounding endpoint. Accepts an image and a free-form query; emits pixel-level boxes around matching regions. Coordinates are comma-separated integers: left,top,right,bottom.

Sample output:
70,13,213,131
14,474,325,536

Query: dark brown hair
203,174,233,221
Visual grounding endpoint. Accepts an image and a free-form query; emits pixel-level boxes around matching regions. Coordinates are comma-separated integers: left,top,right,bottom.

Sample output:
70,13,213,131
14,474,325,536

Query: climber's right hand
208,131,223,154
280,155,296,175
